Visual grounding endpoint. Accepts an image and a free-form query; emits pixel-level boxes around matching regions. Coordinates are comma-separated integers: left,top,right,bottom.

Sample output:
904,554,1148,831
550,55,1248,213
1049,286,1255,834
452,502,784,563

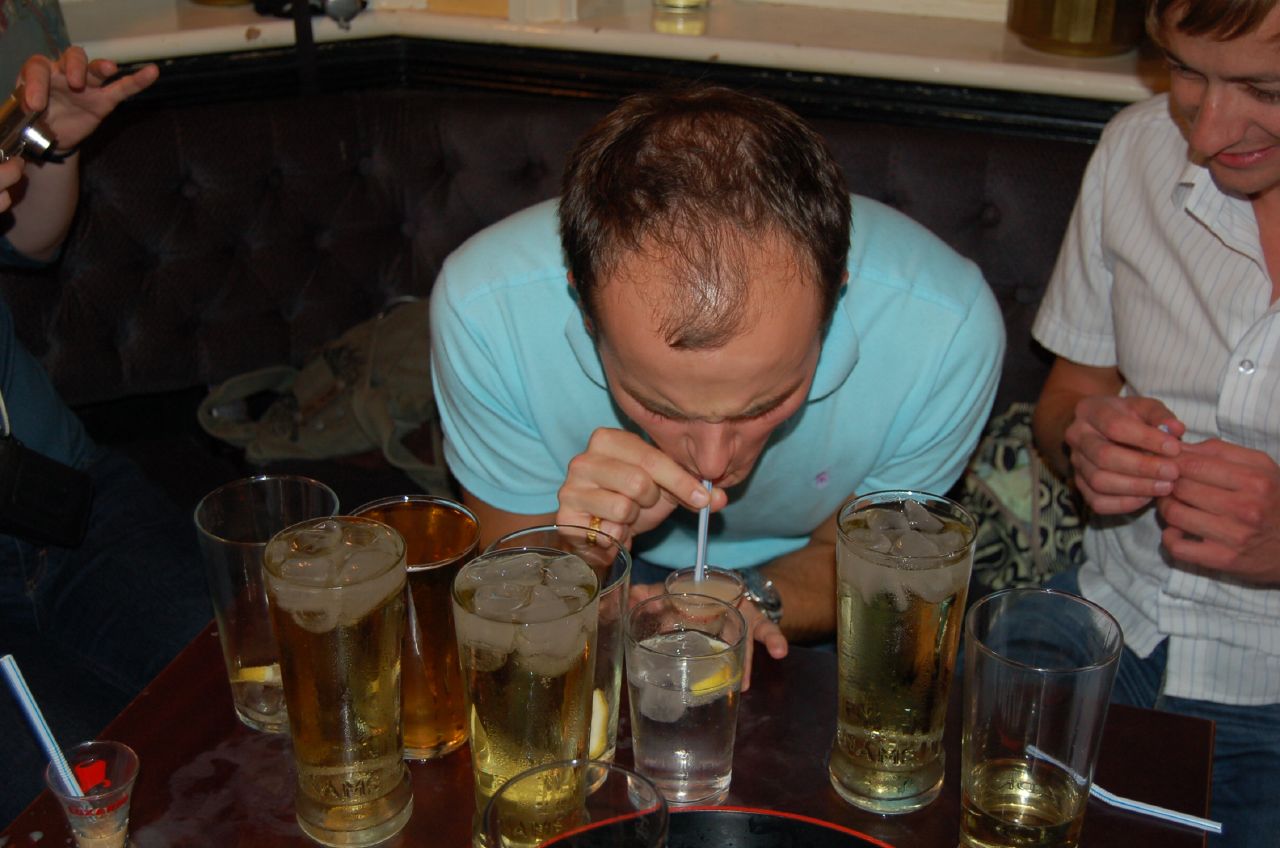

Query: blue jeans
1046,568,1280,848
0,448,211,822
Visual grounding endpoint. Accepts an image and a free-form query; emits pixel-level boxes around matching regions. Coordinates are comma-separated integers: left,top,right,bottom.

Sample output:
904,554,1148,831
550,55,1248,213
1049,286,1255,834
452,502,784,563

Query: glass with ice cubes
451,546,601,816
828,490,976,815
263,515,413,846
624,592,747,806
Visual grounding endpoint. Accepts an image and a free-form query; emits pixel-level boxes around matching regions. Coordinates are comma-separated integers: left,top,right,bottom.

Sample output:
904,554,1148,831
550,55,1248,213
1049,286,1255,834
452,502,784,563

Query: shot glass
352,495,480,760
45,740,139,848
194,474,339,733
481,759,669,848
827,490,976,814
487,525,631,770
624,593,747,806
960,588,1123,848
264,516,414,847
453,544,601,815
664,565,745,607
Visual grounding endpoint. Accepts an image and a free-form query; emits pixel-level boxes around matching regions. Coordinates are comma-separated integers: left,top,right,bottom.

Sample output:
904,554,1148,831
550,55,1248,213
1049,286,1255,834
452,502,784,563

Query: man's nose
1188,85,1245,158
686,422,734,482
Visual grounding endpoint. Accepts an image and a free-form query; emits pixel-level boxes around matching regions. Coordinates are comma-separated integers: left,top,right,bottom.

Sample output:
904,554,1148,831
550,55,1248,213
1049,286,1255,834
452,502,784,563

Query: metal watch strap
740,566,783,625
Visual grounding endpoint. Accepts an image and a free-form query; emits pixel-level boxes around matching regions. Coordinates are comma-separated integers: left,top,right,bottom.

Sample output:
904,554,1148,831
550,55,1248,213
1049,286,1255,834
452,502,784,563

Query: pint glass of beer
486,525,630,772
452,545,600,815
352,495,480,760
264,516,414,846
828,490,976,814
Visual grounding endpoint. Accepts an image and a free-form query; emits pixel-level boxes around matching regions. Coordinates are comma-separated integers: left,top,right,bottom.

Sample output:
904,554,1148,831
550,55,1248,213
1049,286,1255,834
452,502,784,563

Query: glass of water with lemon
624,592,748,805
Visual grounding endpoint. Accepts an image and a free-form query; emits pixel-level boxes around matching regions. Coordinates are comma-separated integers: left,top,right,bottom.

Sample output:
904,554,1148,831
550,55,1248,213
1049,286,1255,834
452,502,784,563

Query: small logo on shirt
814,471,830,489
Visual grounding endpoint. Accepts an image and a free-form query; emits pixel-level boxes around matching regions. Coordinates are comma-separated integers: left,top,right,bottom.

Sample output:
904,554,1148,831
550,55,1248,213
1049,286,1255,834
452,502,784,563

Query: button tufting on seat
980,203,1002,227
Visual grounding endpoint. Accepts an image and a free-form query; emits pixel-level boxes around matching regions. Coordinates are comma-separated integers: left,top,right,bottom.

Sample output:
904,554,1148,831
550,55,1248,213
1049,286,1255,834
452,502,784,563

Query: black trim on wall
126,36,1123,143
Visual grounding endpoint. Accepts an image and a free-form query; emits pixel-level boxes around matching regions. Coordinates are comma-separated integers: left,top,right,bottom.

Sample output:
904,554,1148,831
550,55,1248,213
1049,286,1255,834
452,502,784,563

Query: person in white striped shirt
1030,1,1280,844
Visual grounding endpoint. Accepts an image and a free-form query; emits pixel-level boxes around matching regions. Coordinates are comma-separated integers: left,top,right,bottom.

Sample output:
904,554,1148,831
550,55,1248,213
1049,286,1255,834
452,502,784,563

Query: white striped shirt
1033,94,1280,706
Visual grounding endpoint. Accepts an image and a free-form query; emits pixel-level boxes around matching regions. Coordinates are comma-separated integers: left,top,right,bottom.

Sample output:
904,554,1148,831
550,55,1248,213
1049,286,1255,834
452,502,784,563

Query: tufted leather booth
0,84,1095,508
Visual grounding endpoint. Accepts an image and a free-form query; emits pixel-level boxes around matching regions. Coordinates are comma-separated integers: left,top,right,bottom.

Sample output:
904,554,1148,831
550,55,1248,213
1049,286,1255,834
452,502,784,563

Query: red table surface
4,623,1213,847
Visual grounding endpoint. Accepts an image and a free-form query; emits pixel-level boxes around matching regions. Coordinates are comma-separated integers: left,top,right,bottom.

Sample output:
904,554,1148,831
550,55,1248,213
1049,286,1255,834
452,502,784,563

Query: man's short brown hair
558,85,850,349
1148,0,1278,44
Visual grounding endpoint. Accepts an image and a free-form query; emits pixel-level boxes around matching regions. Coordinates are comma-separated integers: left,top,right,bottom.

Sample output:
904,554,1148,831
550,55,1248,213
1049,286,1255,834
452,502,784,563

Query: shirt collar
1176,159,1263,263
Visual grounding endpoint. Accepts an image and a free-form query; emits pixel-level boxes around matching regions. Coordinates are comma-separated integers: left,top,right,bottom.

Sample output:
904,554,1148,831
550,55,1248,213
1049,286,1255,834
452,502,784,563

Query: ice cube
515,611,591,678
517,584,563,623
291,604,340,634
635,679,686,724
336,549,389,585
903,498,944,532
932,529,967,556
865,507,908,532
289,520,343,555
459,551,543,591
472,583,534,620
890,528,941,558
280,555,336,586
456,608,517,657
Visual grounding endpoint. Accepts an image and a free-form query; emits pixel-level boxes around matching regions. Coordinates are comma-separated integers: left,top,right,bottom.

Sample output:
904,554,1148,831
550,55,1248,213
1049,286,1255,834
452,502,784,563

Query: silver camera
0,85,53,163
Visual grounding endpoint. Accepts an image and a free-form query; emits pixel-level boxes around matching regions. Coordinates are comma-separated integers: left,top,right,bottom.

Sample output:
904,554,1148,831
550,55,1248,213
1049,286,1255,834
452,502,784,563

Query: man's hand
0,157,24,213
556,427,722,550
18,47,159,153
1157,439,1280,583
1063,394,1185,514
627,580,787,693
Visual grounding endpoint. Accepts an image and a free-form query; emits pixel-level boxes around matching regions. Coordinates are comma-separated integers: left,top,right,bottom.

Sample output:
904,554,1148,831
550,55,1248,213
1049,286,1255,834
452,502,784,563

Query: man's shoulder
434,198,568,306
849,195,990,311
1096,94,1180,157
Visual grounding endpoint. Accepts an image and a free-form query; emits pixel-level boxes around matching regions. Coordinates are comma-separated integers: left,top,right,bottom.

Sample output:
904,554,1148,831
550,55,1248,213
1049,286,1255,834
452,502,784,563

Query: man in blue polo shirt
430,86,1004,659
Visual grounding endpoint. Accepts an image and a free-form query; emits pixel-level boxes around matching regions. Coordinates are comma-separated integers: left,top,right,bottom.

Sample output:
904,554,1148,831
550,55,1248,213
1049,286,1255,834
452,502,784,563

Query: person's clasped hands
1065,394,1280,583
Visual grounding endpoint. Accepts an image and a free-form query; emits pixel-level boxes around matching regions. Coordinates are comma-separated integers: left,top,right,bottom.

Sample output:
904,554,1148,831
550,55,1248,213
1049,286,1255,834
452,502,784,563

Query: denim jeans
1046,568,1280,848
0,448,211,822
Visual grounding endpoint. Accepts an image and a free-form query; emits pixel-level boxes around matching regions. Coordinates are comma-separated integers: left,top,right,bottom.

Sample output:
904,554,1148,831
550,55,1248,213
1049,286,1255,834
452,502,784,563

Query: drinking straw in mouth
694,479,712,582
1026,744,1221,834
1,654,83,797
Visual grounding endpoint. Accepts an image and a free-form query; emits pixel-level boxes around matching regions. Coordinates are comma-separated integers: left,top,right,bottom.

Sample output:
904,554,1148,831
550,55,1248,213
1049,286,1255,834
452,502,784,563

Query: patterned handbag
960,402,1086,590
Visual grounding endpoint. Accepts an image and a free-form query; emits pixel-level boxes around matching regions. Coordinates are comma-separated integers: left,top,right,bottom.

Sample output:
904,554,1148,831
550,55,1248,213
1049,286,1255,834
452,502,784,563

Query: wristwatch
740,566,784,625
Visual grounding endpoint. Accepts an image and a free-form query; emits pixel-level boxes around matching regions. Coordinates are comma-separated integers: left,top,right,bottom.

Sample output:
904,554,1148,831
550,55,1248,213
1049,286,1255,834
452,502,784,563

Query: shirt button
1239,359,1257,374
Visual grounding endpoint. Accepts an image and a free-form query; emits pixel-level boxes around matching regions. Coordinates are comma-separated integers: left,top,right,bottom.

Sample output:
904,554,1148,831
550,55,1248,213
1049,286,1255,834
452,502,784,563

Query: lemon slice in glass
691,661,739,697
589,689,609,759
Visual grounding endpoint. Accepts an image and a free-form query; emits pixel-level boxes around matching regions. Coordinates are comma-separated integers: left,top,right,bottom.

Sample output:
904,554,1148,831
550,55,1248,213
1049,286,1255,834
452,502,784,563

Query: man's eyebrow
625,379,804,422
1163,47,1280,84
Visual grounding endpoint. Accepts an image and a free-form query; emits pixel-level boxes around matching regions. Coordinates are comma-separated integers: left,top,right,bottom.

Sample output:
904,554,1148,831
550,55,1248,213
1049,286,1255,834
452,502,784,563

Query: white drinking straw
1,654,83,798
1026,744,1222,834
693,479,713,582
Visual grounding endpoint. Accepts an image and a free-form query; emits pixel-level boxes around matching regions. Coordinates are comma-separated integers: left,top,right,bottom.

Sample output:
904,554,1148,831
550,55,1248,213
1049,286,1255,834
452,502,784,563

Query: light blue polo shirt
430,197,1003,570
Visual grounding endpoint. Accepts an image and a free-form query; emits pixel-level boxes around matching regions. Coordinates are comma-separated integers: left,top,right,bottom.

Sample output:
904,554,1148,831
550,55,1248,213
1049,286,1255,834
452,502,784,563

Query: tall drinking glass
264,516,413,847
452,545,600,816
960,588,1122,848
486,525,630,769
194,474,339,733
625,593,747,806
352,495,480,759
828,490,976,814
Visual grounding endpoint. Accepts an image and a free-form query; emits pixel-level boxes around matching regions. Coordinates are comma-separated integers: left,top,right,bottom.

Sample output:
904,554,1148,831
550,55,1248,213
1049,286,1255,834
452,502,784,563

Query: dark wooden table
4,622,1214,847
